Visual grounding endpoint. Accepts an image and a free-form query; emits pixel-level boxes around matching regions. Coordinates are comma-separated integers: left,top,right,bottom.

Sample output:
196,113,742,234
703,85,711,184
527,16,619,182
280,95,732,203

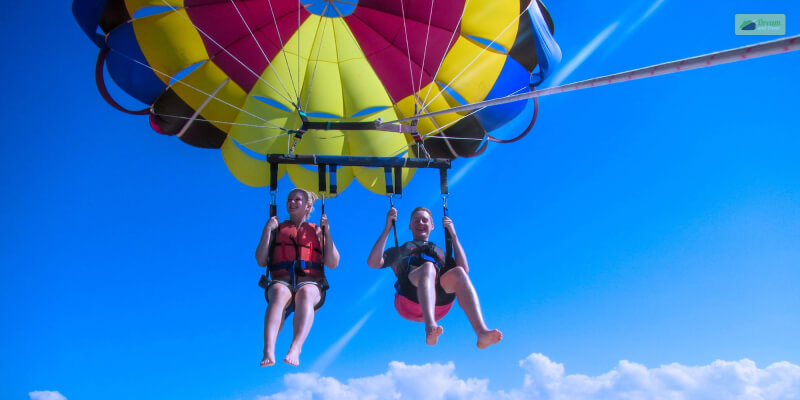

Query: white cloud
518,353,800,399
258,353,800,400
259,361,504,400
29,391,66,400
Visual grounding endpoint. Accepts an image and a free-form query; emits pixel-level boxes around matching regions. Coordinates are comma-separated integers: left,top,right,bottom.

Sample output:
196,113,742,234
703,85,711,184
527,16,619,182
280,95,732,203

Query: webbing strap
440,168,454,267
439,168,449,199
266,161,279,282
384,167,393,194
269,261,324,272
269,161,278,218
300,120,417,133
316,164,338,195
289,236,301,287
384,168,398,247
391,197,398,248
273,241,322,253
329,165,338,194
394,167,403,196
316,165,327,267
318,164,327,193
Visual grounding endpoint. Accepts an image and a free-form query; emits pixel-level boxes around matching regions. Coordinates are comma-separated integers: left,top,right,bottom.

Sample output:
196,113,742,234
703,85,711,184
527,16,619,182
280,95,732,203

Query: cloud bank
258,353,800,400
29,391,66,400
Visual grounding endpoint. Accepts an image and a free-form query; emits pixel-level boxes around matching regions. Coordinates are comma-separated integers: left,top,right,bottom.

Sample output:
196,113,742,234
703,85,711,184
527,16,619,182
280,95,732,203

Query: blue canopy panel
529,0,561,82
106,22,167,106
508,0,561,85
72,0,110,47
473,57,532,133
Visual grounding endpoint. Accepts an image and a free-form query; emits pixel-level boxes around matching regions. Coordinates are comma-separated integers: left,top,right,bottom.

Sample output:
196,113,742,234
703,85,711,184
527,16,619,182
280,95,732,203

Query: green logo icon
739,20,756,30
736,14,785,35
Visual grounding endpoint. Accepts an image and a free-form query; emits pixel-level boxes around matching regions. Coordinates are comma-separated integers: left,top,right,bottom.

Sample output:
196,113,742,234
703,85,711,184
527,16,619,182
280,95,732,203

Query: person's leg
284,283,321,366
440,267,502,349
262,284,292,366
408,262,443,345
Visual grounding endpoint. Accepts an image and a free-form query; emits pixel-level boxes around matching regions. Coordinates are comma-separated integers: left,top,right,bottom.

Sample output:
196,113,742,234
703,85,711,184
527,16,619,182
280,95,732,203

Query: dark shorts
394,256,456,307
259,274,328,310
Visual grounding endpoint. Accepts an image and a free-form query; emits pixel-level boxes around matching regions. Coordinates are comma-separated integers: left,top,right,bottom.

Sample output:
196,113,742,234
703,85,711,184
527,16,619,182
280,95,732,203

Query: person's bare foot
260,350,275,367
477,329,502,349
426,325,443,345
284,348,301,366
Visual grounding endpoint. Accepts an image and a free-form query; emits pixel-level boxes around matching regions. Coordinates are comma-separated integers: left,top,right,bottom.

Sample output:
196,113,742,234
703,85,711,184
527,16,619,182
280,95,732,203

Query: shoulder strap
266,221,285,269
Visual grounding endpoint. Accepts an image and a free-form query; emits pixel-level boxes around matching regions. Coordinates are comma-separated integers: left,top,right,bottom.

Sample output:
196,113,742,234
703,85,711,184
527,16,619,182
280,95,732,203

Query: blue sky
3,0,799,399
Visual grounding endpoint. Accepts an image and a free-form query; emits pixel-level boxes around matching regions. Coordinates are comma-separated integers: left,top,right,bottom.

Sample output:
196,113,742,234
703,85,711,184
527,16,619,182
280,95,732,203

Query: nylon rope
150,112,292,134
415,0,437,96
156,0,297,106
297,0,302,106
240,131,294,146
420,5,530,112
391,34,800,124
177,78,230,137
302,4,333,112
383,117,486,159
379,83,531,158
265,0,300,104
322,4,379,112
399,0,417,106
109,50,289,132
328,0,351,16
419,0,470,109
229,0,296,103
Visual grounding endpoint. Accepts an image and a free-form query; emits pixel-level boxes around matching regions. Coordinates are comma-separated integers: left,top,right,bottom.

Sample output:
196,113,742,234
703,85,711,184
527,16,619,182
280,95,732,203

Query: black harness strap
329,165,338,194
269,162,279,218
272,240,323,254
385,166,399,247
300,120,417,133
290,236,304,284
317,165,328,268
262,161,280,284
440,168,454,268
394,167,403,196
384,166,393,195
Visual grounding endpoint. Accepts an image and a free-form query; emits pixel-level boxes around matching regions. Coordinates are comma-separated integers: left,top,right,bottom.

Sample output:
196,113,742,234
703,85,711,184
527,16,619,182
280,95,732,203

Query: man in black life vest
367,206,502,348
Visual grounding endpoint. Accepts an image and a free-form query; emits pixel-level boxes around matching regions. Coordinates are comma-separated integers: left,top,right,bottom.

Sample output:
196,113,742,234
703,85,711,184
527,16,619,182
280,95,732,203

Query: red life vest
269,221,324,277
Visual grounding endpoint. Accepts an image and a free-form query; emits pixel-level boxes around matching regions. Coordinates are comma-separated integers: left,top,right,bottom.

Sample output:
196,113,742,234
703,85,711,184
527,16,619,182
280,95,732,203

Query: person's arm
318,214,340,268
255,216,280,267
443,216,469,273
367,208,397,269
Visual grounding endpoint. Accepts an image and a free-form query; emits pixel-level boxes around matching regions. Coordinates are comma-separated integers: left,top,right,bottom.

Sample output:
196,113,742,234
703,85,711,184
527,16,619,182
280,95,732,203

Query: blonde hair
288,188,318,216
410,206,433,221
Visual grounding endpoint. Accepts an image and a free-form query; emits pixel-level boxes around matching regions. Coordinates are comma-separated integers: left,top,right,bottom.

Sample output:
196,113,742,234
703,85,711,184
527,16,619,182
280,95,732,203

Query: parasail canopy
73,0,561,195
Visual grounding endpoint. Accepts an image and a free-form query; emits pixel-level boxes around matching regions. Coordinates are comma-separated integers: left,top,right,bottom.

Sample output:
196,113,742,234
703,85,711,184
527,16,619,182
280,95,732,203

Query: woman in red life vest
255,188,339,367
367,207,501,348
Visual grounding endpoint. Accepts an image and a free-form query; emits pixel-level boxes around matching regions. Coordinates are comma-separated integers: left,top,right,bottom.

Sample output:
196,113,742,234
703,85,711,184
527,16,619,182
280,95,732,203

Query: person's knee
419,262,437,278
295,285,320,306
408,262,437,286
447,266,468,281
268,284,292,303
441,266,470,291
